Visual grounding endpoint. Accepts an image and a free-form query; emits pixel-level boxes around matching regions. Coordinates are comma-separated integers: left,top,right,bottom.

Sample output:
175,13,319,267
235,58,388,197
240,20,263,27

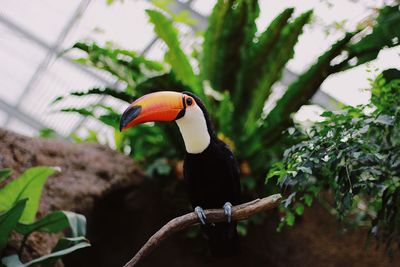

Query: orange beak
119,91,185,131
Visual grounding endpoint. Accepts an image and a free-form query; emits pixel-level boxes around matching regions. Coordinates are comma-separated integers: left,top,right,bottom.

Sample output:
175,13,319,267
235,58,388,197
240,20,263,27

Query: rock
0,128,145,263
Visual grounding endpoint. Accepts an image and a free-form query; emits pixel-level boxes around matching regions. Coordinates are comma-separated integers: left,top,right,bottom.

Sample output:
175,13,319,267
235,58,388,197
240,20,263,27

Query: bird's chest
184,155,227,183
183,145,234,208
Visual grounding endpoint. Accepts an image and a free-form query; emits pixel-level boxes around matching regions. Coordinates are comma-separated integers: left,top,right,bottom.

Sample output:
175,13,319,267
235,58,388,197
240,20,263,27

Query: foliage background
267,69,400,250
52,0,400,248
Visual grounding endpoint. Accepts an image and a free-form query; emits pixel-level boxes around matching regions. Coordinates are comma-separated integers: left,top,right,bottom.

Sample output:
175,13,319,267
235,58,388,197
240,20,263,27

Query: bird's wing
221,142,242,205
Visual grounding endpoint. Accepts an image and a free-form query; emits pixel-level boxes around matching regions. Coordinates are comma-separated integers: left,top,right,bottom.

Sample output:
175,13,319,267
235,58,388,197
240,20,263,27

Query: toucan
120,91,241,256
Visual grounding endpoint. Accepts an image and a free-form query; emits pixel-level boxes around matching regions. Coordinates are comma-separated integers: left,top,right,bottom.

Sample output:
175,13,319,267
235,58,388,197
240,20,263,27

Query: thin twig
122,194,282,267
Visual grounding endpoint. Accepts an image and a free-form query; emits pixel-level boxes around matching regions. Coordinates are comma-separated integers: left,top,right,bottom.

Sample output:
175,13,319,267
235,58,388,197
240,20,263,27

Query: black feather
182,92,241,256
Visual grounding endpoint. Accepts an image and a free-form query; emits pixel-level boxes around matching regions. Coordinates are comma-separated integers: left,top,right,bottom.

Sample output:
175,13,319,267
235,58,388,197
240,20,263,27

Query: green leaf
63,211,86,237
342,193,353,211
98,113,120,129
70,133,83,144
236,221,248,236
114,129,124,152
151,0,197,26
202,0,259,94
371,68,400,114
0,199,27,250
244,10,313,130
16,211,86,237
216,92,234,137
38,128,57,139
0,167,57,223
341,5,400,71
381,68,400,82
28,240,89,267
135,72,190,94
304,194,313,207
320,111,333,117
72,42,164,87
295,203,305,215
15,212,65,235
234,7,294,109
53,88,134,104
2,237,90,267
146,9,200,95
41,237,90,267
308,186,321,196
0,168,12,182
285,212,295,226
60,107,94,117
86,130,99,144
61,104,121,130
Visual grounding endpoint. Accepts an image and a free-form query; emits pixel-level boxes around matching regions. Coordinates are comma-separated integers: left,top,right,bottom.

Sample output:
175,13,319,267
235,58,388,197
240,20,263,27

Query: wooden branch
122,194,282,267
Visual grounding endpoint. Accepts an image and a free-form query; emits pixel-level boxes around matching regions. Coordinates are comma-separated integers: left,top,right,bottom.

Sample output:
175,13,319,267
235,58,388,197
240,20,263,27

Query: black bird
120,91,241,256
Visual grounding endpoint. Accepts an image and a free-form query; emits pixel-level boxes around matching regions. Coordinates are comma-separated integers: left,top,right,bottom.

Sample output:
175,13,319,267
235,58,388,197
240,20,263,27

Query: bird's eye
186,98,193,106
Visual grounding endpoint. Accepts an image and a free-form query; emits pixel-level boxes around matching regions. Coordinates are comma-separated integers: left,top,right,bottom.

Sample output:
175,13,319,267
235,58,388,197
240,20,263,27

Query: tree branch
122,194,282,267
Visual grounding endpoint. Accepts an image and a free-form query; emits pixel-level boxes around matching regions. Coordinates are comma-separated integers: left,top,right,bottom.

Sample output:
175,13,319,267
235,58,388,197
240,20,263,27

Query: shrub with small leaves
267,69,400,249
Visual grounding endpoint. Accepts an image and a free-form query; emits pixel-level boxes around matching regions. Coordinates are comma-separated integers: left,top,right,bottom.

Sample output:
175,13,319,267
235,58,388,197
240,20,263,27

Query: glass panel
0,110,7,125
191,0,216,16
8,118,36,136
0,24,47,105
0,0,81,46
18,59,111,136
63,0,155,52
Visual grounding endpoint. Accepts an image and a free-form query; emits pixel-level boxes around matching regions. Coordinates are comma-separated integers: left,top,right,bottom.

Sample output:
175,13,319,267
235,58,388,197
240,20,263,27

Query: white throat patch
175,105,210,154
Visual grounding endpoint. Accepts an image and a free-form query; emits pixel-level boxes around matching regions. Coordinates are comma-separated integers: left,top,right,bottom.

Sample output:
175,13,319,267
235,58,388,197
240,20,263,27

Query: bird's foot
194,206,207,225
223,202,233,223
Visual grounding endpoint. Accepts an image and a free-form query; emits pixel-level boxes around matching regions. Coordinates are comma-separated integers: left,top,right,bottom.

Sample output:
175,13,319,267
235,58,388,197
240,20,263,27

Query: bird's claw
223,202,233,223
194,206,207,225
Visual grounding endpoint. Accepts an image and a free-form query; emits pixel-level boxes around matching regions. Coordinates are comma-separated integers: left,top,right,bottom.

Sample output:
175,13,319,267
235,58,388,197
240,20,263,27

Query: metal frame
0,0,341,138
0,98,48,131
0,0,106,135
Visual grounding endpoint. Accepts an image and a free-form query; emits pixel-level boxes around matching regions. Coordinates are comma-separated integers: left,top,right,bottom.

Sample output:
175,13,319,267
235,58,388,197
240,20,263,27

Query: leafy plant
267,69,400,248
0,169,12,183
38,128,57,139
0,167,89,266
56,1,400,184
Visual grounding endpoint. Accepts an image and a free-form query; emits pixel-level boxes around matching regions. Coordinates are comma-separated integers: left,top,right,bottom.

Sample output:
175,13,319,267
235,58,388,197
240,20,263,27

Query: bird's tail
205,222,240,257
